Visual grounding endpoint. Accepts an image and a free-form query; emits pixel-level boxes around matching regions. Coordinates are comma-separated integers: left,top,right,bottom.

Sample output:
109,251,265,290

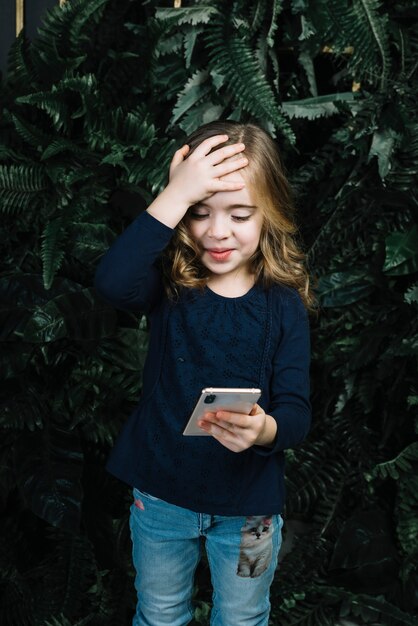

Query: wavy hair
162,120,315,311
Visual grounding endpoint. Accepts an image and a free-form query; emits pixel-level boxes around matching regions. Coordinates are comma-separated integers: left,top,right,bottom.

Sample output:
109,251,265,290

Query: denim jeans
130,488,283,626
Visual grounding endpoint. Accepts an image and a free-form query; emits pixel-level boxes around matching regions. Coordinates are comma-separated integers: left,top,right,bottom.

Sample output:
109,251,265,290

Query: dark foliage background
0,1,417,624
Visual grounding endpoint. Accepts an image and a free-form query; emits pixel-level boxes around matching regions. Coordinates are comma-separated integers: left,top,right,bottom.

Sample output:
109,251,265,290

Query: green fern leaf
282,93,356,120
0,164,47,192
309,0,391,88
355,0,391,87
11,112,54,150
156,6,219,26
368,127,401,179
41,139,86,160
204,17,295,142
266,0,284,48
365,442,418,481
6,31,39,89
177,101,225,135
404,282,418,305
23,288,117,343
67,0,109,49
41,218,68,290
184,28,204,68
250,0,268,31
387,122,418,192
397,475,418,557
16,91,69,132
383,226,418,276
0,164,47,214
171,70,212,125
156,32,183,58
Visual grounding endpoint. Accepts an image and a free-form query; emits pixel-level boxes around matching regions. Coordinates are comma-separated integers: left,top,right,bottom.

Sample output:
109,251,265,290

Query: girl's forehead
200,186,257,210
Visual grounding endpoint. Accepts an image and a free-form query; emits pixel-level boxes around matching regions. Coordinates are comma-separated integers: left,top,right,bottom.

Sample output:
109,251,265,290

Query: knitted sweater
94,211,311,515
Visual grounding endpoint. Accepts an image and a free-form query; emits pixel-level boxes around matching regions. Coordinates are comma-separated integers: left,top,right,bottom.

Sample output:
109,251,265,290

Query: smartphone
182,387,261,436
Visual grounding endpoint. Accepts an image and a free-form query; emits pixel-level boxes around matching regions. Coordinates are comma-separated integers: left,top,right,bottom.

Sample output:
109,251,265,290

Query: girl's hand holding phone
146,135,248,228
197,404,278,453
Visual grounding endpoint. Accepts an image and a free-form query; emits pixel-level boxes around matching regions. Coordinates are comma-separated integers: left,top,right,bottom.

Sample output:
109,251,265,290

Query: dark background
0,0,56,76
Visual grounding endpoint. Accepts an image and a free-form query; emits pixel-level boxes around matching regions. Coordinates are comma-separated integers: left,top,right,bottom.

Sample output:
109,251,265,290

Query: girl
94,120,313,626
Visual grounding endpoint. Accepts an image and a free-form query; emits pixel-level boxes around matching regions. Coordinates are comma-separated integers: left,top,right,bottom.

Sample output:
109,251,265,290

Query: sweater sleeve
270,290,311,451
94,211,174,313
255,288,311,456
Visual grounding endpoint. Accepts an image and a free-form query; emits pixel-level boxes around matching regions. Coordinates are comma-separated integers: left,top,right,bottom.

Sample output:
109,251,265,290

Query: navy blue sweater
94,211,311,515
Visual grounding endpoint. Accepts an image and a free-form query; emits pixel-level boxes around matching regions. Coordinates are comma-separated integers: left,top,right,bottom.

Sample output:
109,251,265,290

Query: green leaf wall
0,1,417,624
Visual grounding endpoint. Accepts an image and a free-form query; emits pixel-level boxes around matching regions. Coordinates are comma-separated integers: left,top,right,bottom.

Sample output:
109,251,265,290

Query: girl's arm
265,291,311,452
94,211,173,312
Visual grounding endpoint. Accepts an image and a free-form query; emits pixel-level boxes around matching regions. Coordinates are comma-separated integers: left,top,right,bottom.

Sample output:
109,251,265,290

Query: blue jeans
130,488,283,626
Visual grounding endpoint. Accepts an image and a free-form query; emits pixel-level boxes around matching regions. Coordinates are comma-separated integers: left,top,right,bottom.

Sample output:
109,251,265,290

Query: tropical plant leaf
317,270,375,307
156,6,219,26
22,288,117,343
282,92,356,120
41,218,68,290
365,442,418,481
15,427,83,531
368,128,401,179
383,226,418,275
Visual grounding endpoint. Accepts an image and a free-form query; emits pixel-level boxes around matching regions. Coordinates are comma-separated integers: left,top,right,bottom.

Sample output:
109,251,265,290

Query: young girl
94,120,313,626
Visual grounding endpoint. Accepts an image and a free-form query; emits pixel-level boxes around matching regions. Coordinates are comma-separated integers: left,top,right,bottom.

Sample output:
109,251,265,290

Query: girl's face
187,171,263,284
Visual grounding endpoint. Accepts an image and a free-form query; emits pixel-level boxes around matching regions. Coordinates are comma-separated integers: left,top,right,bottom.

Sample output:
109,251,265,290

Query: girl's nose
208,216,230,239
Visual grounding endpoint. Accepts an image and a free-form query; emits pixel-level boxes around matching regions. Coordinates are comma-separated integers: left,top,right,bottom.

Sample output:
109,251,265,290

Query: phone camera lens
204,394,216,404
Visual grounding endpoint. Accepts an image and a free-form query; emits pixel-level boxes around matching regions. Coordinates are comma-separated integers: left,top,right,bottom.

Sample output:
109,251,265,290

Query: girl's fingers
214,179,246,192
192,135,245,162
192,134,230,158
169,145,190,180
213,157,248,178
170,144,190,168
207,142,246,165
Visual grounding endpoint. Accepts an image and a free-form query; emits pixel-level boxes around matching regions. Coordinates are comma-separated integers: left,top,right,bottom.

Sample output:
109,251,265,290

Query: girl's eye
189,212,209,220
232,215,251,222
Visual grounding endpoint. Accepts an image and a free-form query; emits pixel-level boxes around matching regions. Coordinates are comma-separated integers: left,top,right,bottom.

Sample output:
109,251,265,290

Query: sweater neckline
205,283,259,302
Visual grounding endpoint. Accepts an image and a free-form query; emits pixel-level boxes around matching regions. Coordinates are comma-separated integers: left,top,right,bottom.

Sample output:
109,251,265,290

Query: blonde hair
162,120,316,311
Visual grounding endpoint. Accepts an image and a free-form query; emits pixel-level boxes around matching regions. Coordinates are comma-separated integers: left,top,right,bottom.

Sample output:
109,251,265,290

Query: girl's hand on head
197,404,278,453
167,135,248,208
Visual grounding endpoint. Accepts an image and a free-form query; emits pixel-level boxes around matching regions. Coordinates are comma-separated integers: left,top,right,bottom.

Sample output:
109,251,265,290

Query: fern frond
266,0,284,48
171,70,212,125
387,123,418,192
309,0,391,88
396,475,418,557
15,91,69,132
271,591,336,626
31,531,97,620
44,615,93,626
156,6,219,26
68,0,108,49
11,112,54,150
282,93,357,120
365,442,418,481
6,32,39,90
250,0,268,31
0,164,47,214
41,218,68,290
404,282,418,305
0,164,47,192
204,15,295,142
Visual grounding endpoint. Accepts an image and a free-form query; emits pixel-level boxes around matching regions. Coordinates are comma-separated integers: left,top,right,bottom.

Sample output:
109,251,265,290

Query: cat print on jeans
237,515,274,578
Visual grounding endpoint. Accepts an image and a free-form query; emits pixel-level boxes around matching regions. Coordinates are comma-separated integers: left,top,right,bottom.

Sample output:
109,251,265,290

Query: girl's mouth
205,248,234,261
